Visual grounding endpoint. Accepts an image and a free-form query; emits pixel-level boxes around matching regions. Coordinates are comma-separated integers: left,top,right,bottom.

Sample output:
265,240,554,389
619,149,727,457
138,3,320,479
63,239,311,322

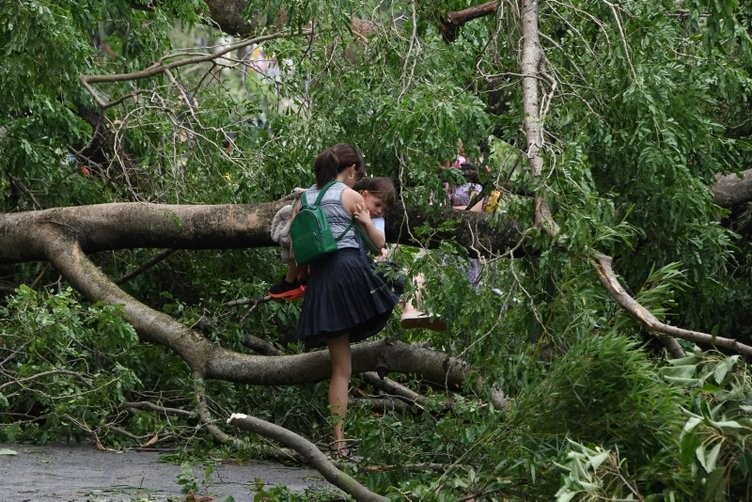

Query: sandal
331,448,350,460
327,439,358,461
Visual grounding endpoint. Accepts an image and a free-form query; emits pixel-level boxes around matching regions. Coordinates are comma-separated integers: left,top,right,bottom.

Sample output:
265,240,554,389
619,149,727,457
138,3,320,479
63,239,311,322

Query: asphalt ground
0,442,336,501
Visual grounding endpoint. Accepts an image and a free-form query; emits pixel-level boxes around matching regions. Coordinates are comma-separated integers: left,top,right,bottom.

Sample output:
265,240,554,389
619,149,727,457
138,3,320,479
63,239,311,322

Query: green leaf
662,364,698,381
712,355,739,385
703,442,722,474
707,419,743,430
683,416,702,433
588,450,610,470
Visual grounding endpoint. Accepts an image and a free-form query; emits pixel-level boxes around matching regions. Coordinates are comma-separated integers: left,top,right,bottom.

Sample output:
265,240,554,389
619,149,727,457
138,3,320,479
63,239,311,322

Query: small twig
108,425,144,441
239,296,272,323
364,462,449,473
115,249,176,284
7,174,42,209
30,263,51,289
397,0,420,103
0,369,92,391
80,30,312,108
226,295,272,307
123,401,195,418
603,0,638,82
350,396,410,413
242,335,283,356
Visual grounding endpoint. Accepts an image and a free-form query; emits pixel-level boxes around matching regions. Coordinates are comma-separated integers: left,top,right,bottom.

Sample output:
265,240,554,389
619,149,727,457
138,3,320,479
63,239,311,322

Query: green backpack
290,181,353,265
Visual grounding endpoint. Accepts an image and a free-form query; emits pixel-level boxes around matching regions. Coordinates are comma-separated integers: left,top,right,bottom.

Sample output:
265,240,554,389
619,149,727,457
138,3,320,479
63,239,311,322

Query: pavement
0,443,337,501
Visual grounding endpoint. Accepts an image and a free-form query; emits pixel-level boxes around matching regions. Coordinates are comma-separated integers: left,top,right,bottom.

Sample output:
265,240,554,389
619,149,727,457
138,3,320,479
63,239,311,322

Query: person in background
444,140,484,212
444,143,485,287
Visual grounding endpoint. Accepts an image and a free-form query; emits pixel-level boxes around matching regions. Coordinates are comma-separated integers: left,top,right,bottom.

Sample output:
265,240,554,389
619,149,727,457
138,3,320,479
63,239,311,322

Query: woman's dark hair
353,176,396,207
314,143,366,188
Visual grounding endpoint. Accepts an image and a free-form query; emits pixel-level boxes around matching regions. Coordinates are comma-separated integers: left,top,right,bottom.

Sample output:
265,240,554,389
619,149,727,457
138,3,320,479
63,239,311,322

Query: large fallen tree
3,0,752,499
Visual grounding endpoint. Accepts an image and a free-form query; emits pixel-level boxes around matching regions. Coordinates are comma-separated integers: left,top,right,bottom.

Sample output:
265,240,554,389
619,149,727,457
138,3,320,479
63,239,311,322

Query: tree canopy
2,0,752,499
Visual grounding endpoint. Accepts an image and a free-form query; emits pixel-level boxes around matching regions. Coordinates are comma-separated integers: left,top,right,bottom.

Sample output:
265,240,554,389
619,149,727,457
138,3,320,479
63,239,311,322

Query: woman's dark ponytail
314,149,340,188
313,143,366,188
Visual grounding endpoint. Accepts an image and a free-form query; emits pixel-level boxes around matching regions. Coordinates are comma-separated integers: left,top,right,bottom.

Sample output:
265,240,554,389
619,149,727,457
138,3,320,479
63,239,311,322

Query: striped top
303,181,360,250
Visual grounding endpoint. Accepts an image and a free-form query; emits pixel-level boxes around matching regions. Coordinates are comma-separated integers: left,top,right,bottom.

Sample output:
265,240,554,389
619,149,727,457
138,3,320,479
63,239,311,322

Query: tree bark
519,0,560,237
440,1,499,42
228,413,389,501
0,202,526,264
204,0,257,37
1,203,472,386
712,169,752,208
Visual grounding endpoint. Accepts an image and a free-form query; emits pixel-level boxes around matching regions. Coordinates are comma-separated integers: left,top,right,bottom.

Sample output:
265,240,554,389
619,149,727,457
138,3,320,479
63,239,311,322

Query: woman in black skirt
293,143,399,456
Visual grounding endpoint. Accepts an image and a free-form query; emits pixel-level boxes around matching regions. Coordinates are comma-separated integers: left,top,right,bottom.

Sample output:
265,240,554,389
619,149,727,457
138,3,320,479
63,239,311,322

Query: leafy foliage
665,352,752,499
0,287,143,443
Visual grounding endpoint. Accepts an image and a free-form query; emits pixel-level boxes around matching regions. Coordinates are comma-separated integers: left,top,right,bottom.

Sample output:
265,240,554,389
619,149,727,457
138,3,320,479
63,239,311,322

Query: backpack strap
354,224,381,254
313,180,337,205
299,180,336,209
306,180,353,241
336,221,354,241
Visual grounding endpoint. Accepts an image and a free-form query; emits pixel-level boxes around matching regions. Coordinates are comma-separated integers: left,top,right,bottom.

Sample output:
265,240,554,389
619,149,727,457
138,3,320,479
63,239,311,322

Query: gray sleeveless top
303,181,360,250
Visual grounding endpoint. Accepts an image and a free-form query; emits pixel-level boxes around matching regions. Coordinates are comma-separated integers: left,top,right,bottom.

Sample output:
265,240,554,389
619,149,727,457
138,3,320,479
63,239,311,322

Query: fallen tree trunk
0,201,525,264
1,201,474,387
712,169,752,208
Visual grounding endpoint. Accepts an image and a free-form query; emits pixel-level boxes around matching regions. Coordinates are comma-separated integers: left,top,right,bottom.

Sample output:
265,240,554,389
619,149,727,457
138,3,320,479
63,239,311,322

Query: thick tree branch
712,169,752,208
0,203,284,263
387,202,526,258
228,413,388,501
3,212,471,387
207,339,468,387
0,202,525,264
242,329,431,409
360,372,428,408
520,0,559,238
440,1,500,42
40,226,216,370
594,253,752,357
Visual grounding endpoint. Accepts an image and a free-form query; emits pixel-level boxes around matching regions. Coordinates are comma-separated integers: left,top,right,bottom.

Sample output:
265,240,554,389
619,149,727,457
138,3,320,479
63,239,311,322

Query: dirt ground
0,443,338,501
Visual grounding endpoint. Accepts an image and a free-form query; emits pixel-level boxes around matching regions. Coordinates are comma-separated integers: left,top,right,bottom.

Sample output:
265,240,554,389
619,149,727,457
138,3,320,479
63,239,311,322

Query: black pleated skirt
295,248,399,349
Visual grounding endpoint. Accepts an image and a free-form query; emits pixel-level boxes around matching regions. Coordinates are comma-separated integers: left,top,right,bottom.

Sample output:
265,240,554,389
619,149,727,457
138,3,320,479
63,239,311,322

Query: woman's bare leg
327,334,352,454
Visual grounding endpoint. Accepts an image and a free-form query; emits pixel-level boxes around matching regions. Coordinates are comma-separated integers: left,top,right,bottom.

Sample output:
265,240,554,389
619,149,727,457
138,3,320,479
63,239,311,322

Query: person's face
362,192,387,217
